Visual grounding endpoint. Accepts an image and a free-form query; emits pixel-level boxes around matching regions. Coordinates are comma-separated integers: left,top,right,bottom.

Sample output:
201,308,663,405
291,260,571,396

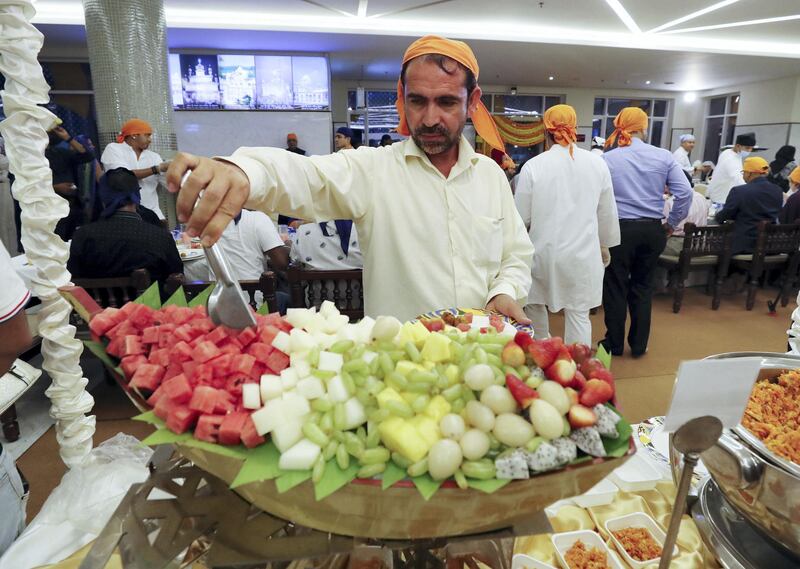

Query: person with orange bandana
600,107,692,357
164,36,534,322
101,119,170,221
514,105,619,345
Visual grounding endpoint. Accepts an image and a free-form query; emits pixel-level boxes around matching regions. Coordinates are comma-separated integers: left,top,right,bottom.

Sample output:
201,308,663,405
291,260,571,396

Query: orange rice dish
611,527,662,561
741,370,800,465
564,540,609,569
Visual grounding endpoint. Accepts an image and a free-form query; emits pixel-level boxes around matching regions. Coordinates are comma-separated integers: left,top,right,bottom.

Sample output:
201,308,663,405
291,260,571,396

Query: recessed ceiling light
604,0,642,34
548,76,554,81
664,81,675,85
684,92,697,102
648,0,741,33
645,80,651,85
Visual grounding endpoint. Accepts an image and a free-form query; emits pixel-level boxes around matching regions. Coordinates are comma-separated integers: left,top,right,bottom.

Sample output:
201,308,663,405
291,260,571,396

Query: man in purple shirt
600,107,692,357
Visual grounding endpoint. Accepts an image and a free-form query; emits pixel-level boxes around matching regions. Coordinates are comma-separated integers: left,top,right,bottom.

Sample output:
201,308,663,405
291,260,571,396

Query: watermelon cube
89,310,119,337
141,326,159,344
258,325,279,345
192,363,213,385
220,343,241,356
172,341,193,362
120,355,147,379
266,350,290,373
129,304,155,329
191,318,215,334
231,354,256,376
106,336,123,358
107,320,135,340
214,390,235,414
165,405,198,434
153,394,176,419
240,415,266,448
171,307,195,325
121,335,144,357
174,325,200,343
237,327,257,347
210,354,233,378
161,373,193,404
148,348,170,367
182,360,199,378
194,414,224,442
130,363,165,392
219,412,249,446
163,363,182,381
248,362,266,381
146,385,164,408
247,342,274,364
189,385,219,414
192,341,221,363
205,326,230,346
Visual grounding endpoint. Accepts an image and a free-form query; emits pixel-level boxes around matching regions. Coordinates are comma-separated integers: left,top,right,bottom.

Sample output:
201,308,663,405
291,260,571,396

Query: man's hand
166,152,250,246
664,223,674,237
53,182,77,197
601,246,611,267
158,161,170,173
485,294,531,325
53,126,70,140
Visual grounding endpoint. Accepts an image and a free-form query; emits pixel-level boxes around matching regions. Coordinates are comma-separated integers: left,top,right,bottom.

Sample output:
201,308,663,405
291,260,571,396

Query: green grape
486,354,502,368
436,374,450,390
442,384,462,402
385,399,414,418
344,437,365,458
516,365,531,380
334,403,347,430
379,353,394,377
387,371,408,391
330,340,354,354
355,389,373,407
312,398,333,412
478,333,508,346
312,455,326,483
357,463,386,478
366,422,381,448
461,459,495,480
458,357,476,376
404,341,422,363
341,371,356,395
306,411,322,425
359,447,390,465
451,398,465,414
323,440,339,461
368,408,390,423
475,348,488,364
369,357,381,376
320,411,334,433
336,444,350,470
375,341,396,352
450,341,464,360
467,328,479,342
343,359,368,374
409,370,437,384
454,469,469,489
353,374,367,387
356,426,367,442
503,365,521,379
489,364,505,382
348,345,366,360
391,452,411,469
302,423,329,447
488,433,501,450
462,388,476,402
411,394,430,414
308,347,320,367
365,378,386,396
404,381,431,394
312,369,336,381
482,345,504,357
407,459,429,477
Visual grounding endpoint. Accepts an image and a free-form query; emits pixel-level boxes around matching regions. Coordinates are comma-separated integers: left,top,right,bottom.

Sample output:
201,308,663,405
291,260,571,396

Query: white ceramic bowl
551,529,624,569
511,553,558,569
572,477,619,508
609,454,663,492
604,512,679,569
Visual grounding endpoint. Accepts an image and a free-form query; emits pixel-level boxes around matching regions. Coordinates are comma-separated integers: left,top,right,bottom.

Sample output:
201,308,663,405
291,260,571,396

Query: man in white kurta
707,133,755,205
101,119,168,220
514,105,620,345
672,134,695,177
166,36,534,322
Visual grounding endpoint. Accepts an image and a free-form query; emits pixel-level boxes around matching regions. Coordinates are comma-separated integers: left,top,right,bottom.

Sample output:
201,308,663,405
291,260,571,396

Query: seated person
291,220,363,270
68,168,182,282
46,124,95,241
778,167,800,224
716,157,783,255
662,187,710,256
699,160,714,182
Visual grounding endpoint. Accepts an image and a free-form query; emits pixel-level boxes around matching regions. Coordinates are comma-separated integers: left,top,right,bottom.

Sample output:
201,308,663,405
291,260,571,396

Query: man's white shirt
101,142,165,219
707,149,745,204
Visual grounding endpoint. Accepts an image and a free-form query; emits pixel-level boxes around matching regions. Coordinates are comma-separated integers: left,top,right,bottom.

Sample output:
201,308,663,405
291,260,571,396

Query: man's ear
468,85,483,115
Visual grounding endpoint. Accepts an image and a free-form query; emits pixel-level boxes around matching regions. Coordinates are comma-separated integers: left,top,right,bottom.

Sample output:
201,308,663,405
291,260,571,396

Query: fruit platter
63,284,634,539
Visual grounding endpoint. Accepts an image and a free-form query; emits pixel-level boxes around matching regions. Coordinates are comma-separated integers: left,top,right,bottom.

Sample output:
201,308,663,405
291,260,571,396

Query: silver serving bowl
698,352,800,556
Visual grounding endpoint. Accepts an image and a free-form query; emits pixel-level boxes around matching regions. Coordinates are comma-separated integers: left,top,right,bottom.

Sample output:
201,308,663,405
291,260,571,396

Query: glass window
607,98,651,116
594,98,605,116
729,95,740,115
347,90,356,110
708,96,726,116
703,116,724,163
592,118,602,138
650,120,664,148
725,115,737,146
366,90,396,108
605,120,617,138
544,96,562,110
480,94,493,111
494,95,543,115
653,100,667,117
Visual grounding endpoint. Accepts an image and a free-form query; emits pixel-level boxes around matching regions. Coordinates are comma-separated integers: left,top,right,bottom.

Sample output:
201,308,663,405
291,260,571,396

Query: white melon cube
291,358,312,379
362,350,378,364
296,377,326,400
323,314,350,334
278,438,321,471
319,300,339,319
471,315,490,330
280,368,299,389
272,421,304,453
260,374,283,401
318,350,344,373
285,308,314,329
304,312,326,333
271,330,291,354
342,397,367,430
326,375,350,402
289,328,317,353
242,383,261,409
281,392,311,419
335,323,359,343
251,399,285,435
314,333,336,350
355,316,375,344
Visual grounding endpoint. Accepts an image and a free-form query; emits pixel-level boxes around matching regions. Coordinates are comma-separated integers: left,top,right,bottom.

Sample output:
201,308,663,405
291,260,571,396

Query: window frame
592,96,672,148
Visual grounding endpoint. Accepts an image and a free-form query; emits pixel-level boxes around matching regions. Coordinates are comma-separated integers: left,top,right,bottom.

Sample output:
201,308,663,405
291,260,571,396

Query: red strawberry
545,359,577,387
422,318,444,332
506,374,539,409
579,358,605,378
528,338,563,369
570,370,587,390
588,367,615,388
501,341,526,367
567,343,592,365
568,404,597,428
579,379,614,407
513,331,535,351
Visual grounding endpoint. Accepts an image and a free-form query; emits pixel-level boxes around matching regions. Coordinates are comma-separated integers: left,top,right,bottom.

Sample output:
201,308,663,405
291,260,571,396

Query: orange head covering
395,35,505,152
742,156,770,174
604,107,648,149
287,132,298,141
117,119,153,143
789,166,800,186
544,104,578,159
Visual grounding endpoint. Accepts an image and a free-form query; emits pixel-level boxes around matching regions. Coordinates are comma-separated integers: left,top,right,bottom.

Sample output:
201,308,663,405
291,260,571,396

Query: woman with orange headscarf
514,104,619,345
100,118,170,221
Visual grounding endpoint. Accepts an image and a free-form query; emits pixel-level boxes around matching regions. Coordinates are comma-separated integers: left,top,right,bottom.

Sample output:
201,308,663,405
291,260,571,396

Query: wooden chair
165,272,278,313
730,221,800,310
657,222,734,313
286,264,364,320
71,268,152,309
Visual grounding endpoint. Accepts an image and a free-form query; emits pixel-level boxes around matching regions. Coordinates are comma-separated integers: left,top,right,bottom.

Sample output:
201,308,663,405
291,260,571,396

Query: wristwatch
151,165,159,176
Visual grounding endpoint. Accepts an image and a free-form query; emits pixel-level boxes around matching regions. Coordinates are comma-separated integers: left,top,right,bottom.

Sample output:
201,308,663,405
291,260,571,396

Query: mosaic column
82,0,177,220
0,0,96,466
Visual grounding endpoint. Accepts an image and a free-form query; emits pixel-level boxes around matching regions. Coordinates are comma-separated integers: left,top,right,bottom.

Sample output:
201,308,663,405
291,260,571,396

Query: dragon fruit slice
551,437,578,464
495,449,530,479
527,441,560,473
570,427,607,457
592,404,621,438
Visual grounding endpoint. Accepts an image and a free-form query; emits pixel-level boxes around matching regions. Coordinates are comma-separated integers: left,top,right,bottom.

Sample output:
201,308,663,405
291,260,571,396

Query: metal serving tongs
180,171,256,330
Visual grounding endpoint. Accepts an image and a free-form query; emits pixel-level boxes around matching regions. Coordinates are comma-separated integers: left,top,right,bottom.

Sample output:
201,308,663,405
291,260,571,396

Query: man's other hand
166,152,250,247
486,294,531,325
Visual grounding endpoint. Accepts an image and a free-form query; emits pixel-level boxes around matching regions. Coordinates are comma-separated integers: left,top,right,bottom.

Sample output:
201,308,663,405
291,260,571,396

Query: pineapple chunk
409,321,431,345
425,395,452,422
379,417,429,463
445,364,460,386
420,333,452,363
395,360,426,377
376,387,404,409
400,391,418,404
411,415,440,447
396,323,417,348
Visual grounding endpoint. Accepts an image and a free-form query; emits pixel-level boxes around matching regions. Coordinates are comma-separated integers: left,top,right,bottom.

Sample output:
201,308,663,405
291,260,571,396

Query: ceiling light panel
648,0,741,33
604,0,642,33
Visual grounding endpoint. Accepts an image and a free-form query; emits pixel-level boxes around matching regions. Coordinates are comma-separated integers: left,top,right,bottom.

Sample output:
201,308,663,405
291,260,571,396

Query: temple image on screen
168,54,184,108
179,54,221,108
219,55,256,109
292,56,330,109
255,56,294,109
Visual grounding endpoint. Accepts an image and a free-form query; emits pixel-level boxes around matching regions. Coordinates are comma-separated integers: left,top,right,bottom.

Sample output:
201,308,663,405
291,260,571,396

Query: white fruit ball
460,429,491,460
529,399,565,440
480,385,518,415
464,364,494,391
372,315,402,341
537,381,570,415
465,400,496,433
428,439,463,481
493,413,535,447
439,413,466,441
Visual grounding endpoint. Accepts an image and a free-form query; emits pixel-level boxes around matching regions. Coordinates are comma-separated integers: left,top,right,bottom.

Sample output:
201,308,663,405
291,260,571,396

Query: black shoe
598,340,623,357
631,348,649,358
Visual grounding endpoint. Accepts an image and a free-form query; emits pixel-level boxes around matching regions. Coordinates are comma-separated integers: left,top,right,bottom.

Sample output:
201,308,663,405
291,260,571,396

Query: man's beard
411,123,461,155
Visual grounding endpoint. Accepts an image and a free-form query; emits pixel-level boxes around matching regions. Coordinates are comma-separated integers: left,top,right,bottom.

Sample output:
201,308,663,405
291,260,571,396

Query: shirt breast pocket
472,215,504,273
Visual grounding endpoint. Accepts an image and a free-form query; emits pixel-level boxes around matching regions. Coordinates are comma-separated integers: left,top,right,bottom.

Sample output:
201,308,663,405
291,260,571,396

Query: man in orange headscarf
164,36,534,322
600,107,692,357
101,118,170,221
514,104,620,344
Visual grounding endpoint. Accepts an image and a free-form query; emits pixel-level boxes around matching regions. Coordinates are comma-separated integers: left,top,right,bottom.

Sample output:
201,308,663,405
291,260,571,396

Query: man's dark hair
400,54,477,98
105,167,139,194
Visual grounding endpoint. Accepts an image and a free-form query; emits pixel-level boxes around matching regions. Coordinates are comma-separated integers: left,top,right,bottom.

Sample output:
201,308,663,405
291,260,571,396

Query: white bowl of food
551,529,623,569
511,553,558,569
604,512,678,569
